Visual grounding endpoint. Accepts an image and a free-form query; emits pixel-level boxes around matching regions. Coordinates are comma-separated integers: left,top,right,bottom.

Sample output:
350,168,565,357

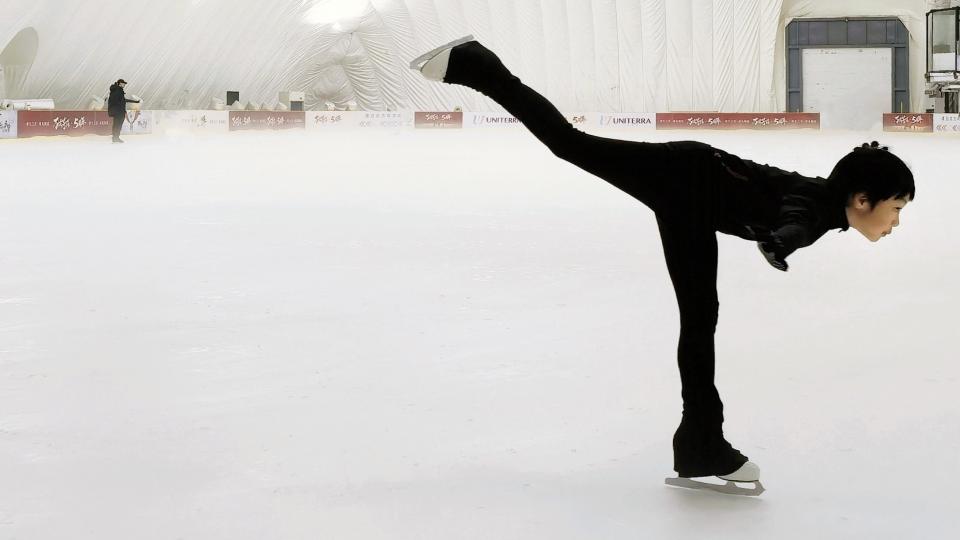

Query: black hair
827,141,916,210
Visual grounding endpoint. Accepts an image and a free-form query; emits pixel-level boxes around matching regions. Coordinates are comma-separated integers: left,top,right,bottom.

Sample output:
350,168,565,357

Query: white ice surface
0,128,957,539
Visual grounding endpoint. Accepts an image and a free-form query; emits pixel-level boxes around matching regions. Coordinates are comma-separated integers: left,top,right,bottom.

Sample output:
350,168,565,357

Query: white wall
0,25,39,100
776,0,929,114
1,0,938,113
0,0,784,112
802,48,893,130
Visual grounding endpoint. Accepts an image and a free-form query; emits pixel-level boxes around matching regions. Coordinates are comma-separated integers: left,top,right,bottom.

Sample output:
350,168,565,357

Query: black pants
444,43,745,475
111,113,124,140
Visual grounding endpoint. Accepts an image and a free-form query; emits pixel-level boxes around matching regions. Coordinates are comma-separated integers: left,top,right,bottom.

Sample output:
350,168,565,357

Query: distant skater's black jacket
708,148,850,260
107,84,138,118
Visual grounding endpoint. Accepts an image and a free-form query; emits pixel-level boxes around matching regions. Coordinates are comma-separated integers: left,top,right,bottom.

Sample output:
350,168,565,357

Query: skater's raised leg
412,37,672,213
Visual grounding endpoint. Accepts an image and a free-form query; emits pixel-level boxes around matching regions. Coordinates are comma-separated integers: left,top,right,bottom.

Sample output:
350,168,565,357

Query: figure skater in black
410,36,915,493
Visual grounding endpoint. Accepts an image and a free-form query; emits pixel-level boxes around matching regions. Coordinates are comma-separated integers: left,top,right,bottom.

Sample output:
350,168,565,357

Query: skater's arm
746,226,790,272
750,193,817,272
770,192,817,259
744,189,819,272
713,150,822,271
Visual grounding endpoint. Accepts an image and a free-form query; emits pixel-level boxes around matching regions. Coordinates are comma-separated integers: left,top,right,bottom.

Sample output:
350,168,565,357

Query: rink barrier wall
4,111,960,139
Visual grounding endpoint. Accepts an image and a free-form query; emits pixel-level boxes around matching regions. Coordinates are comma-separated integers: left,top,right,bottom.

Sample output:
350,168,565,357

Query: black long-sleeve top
107,84,138,117
709,148,850,260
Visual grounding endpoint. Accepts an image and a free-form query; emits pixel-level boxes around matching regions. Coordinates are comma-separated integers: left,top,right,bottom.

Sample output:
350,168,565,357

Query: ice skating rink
1,127,957,539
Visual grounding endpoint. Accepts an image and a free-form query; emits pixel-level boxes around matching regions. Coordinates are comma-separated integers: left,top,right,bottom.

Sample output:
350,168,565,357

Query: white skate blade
665,477,765,497
409,34,475,71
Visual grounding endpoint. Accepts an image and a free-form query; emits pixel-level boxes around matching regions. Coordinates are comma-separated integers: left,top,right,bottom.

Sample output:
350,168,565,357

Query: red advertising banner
882,113,934,133
414,112,463,129
17,111,113,138
656,113,820,130
228,111,306,131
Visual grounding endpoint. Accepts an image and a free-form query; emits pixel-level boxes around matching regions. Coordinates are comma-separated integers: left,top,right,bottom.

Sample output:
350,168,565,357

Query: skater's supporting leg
435,40,672,212
655,213,748,477
656,216,723,421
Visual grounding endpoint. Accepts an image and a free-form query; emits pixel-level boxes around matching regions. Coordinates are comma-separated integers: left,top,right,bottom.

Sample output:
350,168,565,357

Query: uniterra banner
464,112,523,128
598,113,656,130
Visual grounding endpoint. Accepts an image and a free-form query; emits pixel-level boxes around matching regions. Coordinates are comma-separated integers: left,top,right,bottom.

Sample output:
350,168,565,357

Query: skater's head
827,141,915,243
116,79,127,89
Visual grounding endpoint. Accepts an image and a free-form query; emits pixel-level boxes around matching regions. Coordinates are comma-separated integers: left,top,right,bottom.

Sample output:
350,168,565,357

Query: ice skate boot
410,36,515,94
409,35,475,81
664,418,764,496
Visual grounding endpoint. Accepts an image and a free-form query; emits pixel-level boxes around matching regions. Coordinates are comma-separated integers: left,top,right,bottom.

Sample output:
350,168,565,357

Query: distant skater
410,36,915,496
107,79,140,143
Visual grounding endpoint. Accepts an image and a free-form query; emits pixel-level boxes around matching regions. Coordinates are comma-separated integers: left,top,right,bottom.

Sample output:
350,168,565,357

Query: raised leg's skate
409,34,475,80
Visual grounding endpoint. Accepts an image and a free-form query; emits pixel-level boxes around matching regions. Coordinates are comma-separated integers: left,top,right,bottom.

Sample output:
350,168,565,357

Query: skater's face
845,193,910,242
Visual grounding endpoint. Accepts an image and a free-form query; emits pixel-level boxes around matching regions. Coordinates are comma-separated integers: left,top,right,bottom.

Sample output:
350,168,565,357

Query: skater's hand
747,226,789,272
758,241,788,272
